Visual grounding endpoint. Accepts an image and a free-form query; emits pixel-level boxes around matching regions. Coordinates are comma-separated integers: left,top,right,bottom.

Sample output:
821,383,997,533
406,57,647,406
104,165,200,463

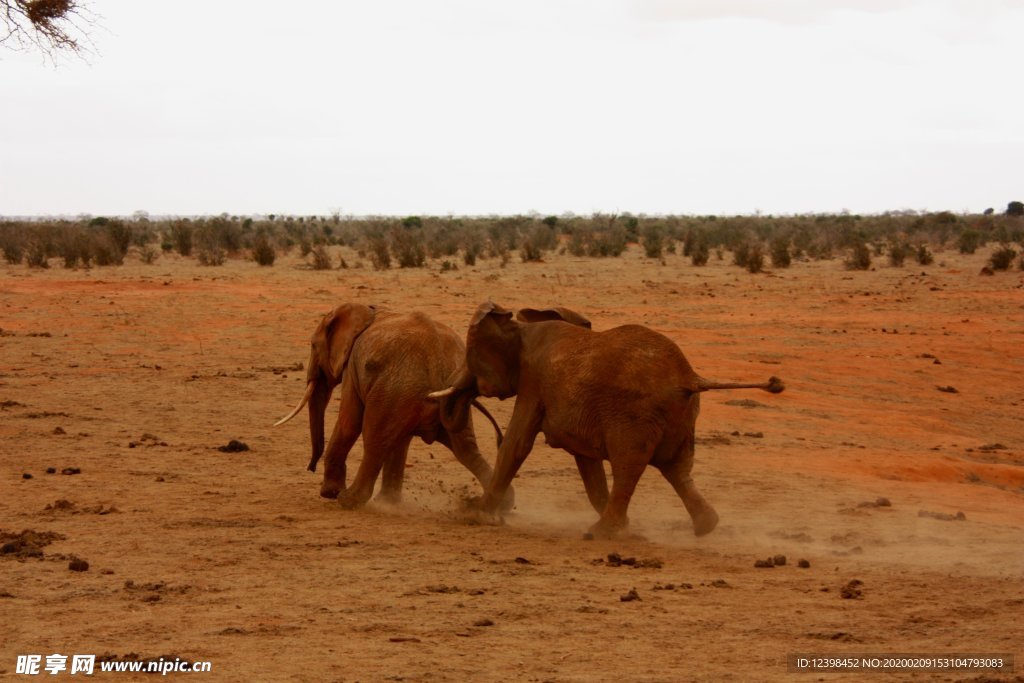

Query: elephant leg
587,458,645,539
320,390,364,499
377,436,413,505
440,428,516,512
477,401,541,517
338,418,412,509
574,455,609,514
654,445,719,537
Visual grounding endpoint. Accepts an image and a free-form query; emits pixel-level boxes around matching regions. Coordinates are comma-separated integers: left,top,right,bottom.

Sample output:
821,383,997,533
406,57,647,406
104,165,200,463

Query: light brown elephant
276,303,509,510
430,302,785,538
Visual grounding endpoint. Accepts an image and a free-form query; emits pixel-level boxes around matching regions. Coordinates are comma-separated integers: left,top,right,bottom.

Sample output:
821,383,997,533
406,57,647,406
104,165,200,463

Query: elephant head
433,302,591,429
275,303,377,472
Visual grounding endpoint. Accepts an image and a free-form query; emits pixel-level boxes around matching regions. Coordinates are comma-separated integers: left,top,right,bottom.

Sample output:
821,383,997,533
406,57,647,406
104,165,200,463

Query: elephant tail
694,375,785,394
471,399,504,448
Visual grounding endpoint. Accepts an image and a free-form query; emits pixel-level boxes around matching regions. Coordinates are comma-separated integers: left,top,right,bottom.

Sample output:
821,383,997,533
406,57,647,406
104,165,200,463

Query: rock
619,588,641,602
68,558,90,572
798,559,811,568
22,473,33,480
217,440,250,453
772,555,787,566
754,559,774,568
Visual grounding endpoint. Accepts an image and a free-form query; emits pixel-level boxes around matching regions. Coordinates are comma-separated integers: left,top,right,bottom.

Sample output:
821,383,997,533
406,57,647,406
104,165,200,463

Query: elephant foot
374,490,402,506
459,496,504,526
320,481,342,499
464,508,504,526
586,516,629,540
692,507,719,537
337,488,370,510
497,487,516,513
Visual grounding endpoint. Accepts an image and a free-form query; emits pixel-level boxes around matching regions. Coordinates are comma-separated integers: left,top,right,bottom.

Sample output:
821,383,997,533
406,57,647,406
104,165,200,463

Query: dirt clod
0,529,65,559
61,467,81,475
841,580,864,599
22,473,33,480
918,510,967,522
68,558,90,572
754,559,774,568
772,555,786,566
218,440,250,453
798,559,811,568
620,588,641,602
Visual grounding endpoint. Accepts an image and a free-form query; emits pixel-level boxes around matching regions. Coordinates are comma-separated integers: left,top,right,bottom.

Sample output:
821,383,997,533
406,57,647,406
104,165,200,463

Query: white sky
2,0,1022,217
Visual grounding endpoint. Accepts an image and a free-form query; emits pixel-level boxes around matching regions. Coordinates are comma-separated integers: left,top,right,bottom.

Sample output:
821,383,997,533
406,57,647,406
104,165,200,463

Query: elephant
275,303,510,510
429,302,785,538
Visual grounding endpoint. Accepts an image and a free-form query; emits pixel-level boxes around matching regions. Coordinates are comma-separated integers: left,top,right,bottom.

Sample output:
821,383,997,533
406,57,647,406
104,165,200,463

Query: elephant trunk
306,378,332,472
434,363,479,435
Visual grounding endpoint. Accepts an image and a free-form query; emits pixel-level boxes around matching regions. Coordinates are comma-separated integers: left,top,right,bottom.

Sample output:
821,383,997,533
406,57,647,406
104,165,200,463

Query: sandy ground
1,245,1022,682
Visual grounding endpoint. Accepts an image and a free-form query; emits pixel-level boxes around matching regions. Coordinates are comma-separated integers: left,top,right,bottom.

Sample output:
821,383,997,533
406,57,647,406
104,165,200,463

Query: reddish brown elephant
430,302,785,538
276,304,509,510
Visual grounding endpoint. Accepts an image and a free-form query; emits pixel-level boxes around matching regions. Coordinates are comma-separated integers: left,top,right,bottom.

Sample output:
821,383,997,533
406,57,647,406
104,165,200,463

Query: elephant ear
516,306,592,329
309,304,376,384
469,301,513,328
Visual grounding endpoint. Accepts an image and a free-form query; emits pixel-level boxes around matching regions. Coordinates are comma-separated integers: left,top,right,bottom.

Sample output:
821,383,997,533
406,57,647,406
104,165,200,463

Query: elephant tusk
274,381,316,426
427,386,456,399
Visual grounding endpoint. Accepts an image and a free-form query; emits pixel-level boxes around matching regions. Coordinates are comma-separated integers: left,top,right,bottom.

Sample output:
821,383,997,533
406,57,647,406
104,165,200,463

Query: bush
888,241,909,267
988,245,1017,271
106,220,132,259
25,240,49,268
252,234,276,266
770,236,791,268
958,229,980,254
520,224,554,262
916,244,934,265
691,239,709,266
197,247,226,266
745,244,765,273
845,243,872,270
92,235,125,266
641,224,665,259
171,221,194,256
368,236,391,270
1007,201,1023,217
391,229,426,268
310,245,331,270
140,246,160,264
732,242,753,268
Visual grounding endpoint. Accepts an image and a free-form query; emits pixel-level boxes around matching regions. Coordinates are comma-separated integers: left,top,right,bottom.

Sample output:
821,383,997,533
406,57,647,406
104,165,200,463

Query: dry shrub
988,245,1017,271
368,237,390,270
390,229,425,268
309,245,331,270
197,247,225,266
845,243,872,270
252,235,276,266
770,236,791,268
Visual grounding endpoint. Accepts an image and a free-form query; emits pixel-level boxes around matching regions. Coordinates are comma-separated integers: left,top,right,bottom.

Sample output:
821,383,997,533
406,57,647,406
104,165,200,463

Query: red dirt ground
2,246,1022,681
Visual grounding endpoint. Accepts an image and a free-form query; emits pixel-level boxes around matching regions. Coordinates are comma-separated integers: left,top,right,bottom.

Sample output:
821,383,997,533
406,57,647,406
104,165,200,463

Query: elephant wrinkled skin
276,304,509,510
433,302,785,538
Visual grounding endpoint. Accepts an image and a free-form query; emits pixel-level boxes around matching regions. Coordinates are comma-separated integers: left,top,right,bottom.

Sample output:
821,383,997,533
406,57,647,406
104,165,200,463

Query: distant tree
1007,201,1024,217
1,0,95,56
